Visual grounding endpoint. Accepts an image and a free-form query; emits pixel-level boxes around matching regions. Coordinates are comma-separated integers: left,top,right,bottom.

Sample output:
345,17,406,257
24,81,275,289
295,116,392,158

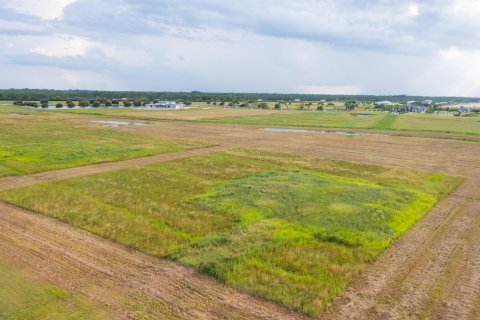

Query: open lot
0,105,479,319
198,111,480,135
0,107,208,177
0,149,460,315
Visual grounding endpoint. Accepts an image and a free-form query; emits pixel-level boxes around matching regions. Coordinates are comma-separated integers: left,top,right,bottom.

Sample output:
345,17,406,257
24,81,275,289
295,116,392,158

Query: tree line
2,89,479,104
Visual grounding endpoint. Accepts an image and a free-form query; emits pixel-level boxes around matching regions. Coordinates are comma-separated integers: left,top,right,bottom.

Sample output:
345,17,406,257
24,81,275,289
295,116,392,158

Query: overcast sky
1,0,480,96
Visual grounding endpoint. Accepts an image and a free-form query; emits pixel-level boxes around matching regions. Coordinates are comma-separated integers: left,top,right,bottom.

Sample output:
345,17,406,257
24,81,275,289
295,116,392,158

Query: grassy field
200,111,386,129
0,149,461,315
0,107,208,177
0,259,108,320
389,113,480,135
199,111,480,135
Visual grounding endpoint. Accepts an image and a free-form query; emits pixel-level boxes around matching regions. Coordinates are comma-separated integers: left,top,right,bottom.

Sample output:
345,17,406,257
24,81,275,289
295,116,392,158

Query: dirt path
0,201,306,319
0,145,227,191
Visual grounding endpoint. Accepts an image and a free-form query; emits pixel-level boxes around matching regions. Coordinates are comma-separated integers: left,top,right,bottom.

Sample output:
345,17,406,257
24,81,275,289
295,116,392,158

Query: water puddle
355,114,372,118
262,128,390,137
9,113,29,116
261,128,319,133
91,120,146,127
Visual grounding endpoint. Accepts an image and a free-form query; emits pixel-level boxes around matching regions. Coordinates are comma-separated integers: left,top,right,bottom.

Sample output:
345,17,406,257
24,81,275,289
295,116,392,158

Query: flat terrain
198,111,480,135
0,104,479,319
1,149,459,315
0,109,208,177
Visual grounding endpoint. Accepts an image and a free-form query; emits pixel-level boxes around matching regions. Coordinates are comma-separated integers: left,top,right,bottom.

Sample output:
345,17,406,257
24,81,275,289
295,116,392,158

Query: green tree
124,101,132,107
344,100,358,111
56,103,63,108
67,101,76,108
79,100,89,108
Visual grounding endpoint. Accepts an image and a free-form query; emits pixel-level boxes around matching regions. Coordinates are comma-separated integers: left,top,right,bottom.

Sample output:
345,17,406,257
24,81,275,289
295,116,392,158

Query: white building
144,101,184,109
375,100,393,106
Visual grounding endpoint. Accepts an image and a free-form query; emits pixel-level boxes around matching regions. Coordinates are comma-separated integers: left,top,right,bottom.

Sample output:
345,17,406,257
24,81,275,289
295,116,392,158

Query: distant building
390,105,428,113
406,100,416,105
294,99,301,102
458,106,470,113
375,101,393,106
422,100,433,105
144,101,184,109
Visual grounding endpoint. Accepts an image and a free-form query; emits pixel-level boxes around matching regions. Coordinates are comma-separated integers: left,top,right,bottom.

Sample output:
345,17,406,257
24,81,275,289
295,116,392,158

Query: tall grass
0,149,462,315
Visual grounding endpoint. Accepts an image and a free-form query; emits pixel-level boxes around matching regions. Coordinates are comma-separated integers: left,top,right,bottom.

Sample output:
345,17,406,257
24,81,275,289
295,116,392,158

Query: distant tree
274,103,281,109
219,101,225,106
89,99,95,105
41,102,49,108
317,105,324,111
79,100,89,108
67,101,76,108
239,103,247,108
228,102,235,107
344,100,358,111
112,99,119,105
40,99,49,105
56,103,63,108
133,100,142,107
105,100,112,107
185,101,192,106
92,101,100,107
13,100,23,105
258,102,269,109
124,101,132,107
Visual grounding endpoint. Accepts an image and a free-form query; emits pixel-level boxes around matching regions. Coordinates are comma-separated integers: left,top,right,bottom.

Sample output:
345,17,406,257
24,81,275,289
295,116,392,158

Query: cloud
29,35,97,57
0,0,480,96
2,0,77,20
300,85,363,95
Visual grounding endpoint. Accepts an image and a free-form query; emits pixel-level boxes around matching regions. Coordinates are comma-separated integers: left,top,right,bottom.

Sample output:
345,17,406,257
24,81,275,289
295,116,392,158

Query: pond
91,120,146,126
262,128,390,137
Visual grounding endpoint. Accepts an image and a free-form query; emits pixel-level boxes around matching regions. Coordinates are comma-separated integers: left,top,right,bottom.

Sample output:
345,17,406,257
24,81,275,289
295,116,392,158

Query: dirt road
1,119,479,319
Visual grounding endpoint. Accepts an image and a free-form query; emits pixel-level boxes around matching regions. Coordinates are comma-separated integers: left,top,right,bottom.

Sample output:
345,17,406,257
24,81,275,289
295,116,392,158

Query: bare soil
1,118,479,319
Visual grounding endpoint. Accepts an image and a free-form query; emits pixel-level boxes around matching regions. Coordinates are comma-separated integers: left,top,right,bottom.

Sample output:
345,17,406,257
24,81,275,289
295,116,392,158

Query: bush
67,101,75,108
56,103,63,108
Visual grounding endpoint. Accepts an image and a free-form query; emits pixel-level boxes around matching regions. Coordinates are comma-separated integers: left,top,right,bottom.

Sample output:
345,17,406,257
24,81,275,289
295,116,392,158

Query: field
0,149,461,315
198,111,480,135
0,259,107,320
0,107,208,177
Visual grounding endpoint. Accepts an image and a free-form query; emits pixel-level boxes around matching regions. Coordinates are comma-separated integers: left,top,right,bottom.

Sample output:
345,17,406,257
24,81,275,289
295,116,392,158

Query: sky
1,0,480,96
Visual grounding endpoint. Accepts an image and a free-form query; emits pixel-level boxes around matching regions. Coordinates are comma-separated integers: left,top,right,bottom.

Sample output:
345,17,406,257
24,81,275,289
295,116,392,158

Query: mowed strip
0,145,227,191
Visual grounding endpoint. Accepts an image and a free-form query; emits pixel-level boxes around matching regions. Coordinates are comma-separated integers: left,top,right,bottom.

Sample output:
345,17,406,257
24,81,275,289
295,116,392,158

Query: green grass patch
0,259,108,320
0,149,462,315
199,111,386,129
371,114,397,130
0,111,208,177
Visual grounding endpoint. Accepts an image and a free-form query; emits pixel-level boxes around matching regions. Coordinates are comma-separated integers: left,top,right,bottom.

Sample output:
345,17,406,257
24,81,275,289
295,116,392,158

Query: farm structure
144,101,185,109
